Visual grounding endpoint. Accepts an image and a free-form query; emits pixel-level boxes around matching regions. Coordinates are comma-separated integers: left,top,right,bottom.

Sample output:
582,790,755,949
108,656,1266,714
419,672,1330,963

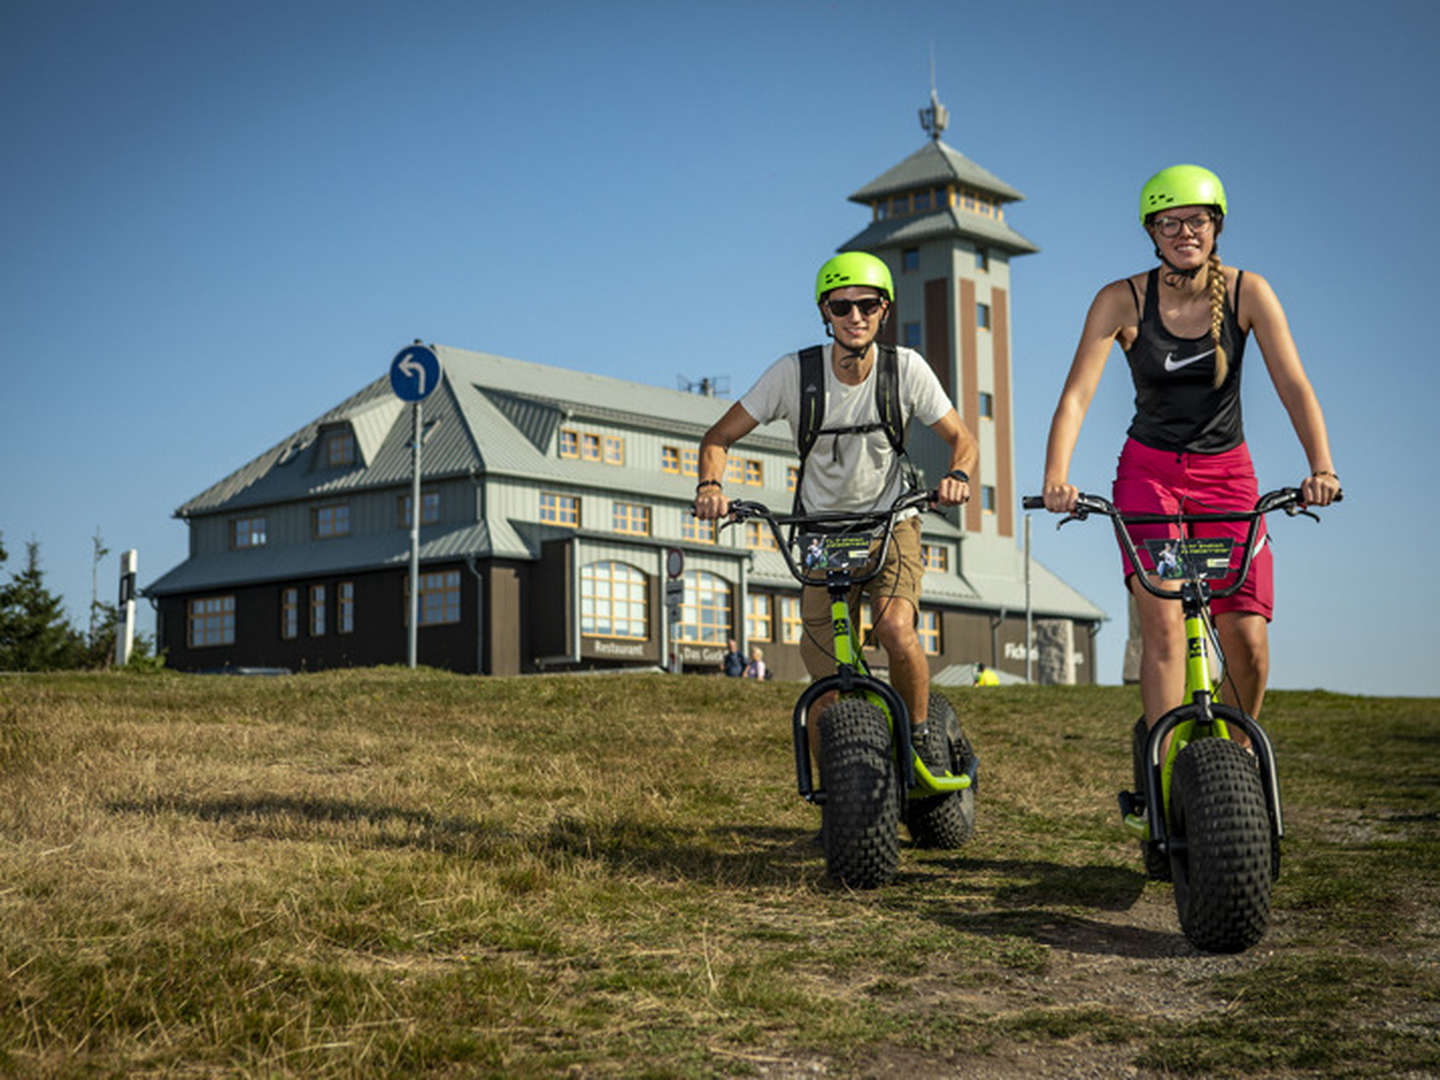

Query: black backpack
792,343,918,515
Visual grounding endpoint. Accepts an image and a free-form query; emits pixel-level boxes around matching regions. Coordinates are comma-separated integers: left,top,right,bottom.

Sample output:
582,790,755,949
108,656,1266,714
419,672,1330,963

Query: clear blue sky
4,0,1437,695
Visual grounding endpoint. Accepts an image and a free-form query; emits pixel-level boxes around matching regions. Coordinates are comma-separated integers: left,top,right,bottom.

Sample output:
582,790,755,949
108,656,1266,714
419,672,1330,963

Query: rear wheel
905,692,976,849
820,698,900,888
1169,738,1272,953
1132,717,1171,882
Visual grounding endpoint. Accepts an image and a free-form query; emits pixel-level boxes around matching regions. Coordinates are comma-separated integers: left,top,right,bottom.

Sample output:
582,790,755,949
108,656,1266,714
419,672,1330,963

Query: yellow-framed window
681,516,715,544
922,543,948,572
558,429,581,459
539,492,580,526
746,593,772,642
581,433,602,462
786,466,798,493
603,435,624,466
917,609,941,655
580,561,648,639
779,595,802,644
680,447,699,477
678,570,731,644
745,521,777,551
661,446,682,474
612,501,651,535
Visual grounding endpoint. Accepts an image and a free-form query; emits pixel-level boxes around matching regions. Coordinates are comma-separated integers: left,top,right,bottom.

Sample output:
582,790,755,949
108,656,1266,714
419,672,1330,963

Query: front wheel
819,698,900,888
905,692,976,849
1169,738,1273,953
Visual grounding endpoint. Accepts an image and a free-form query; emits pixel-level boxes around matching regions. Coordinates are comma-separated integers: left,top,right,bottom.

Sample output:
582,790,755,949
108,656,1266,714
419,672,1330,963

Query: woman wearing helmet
1039,165,1340,738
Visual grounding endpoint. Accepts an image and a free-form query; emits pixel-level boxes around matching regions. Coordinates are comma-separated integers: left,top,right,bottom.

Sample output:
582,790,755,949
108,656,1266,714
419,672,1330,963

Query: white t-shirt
739,344,953,515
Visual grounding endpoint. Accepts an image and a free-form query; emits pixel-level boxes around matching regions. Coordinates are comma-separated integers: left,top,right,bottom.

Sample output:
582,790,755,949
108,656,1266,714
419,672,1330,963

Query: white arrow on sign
399,354,427,396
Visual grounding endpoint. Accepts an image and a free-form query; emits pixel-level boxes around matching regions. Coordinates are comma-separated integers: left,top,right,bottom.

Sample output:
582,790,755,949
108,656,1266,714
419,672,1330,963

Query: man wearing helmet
694,251,977,767
1039,164,1341,747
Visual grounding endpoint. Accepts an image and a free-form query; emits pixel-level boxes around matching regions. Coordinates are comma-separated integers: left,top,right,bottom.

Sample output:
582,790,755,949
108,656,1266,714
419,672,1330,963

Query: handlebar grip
1021,495,1045,510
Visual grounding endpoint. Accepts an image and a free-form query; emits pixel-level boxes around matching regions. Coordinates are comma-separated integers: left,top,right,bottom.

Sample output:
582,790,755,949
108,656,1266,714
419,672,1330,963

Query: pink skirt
1112,438,1273,620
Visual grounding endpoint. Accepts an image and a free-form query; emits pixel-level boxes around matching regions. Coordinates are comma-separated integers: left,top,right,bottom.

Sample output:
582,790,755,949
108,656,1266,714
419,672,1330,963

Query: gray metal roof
146,522,492,596
173,346,793,518
849,141,1026,204
842,206,1039,257
152,343,1102,623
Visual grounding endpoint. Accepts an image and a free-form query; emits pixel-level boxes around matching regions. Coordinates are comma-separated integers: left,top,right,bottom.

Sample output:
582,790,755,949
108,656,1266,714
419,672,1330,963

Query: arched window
678,570,731,644
580,561,648,639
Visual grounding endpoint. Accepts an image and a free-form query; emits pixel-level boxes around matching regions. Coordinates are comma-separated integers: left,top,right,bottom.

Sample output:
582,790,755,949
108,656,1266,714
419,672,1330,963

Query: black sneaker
911,723,950,777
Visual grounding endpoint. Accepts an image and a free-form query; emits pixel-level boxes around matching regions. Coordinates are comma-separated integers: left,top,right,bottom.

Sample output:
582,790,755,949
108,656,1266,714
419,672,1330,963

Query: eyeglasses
823,296,887,318
1152,212,1214,238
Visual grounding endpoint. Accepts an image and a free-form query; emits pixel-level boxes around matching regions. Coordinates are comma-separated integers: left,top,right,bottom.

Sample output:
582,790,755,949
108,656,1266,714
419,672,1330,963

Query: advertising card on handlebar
1143,537,1236,581
801,533,874,572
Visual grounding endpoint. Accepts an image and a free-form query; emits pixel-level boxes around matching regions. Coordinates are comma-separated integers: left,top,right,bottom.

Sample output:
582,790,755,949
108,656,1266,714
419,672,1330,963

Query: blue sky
3,0,1437,695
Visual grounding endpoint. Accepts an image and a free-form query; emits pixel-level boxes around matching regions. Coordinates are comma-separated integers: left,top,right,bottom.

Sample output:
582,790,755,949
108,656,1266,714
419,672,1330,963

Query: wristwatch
944,469,970,484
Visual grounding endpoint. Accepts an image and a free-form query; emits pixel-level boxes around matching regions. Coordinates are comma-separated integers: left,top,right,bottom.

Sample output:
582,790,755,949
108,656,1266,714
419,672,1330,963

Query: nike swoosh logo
1164,348,1215,372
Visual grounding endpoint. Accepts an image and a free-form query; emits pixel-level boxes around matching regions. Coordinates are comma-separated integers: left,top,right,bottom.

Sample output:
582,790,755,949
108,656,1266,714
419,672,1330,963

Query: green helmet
1139,164,1227,224
815,251,893,303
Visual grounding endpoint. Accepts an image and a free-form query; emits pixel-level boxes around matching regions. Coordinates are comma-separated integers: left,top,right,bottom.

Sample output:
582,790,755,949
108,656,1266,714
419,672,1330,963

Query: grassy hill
1,669,1436,1078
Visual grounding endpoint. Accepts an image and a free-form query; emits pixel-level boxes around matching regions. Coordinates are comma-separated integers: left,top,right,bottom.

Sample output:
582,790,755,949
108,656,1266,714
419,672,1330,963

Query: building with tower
144,91,1104,681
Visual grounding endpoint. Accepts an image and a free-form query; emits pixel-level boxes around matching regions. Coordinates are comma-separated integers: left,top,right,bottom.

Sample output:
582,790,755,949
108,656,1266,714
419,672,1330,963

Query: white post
1024,514,1033,683
115,549,137,666
408,401,422,668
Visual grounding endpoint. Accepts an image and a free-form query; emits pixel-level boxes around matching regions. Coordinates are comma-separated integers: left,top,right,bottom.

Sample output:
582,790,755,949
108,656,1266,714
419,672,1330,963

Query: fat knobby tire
905,692,977,849
820,698,900,888
1132,717,1172,882
1169,738,1273,953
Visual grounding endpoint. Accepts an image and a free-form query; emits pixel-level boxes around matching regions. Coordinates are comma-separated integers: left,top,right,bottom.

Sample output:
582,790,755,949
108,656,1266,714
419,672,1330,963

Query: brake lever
1056,509,1088,530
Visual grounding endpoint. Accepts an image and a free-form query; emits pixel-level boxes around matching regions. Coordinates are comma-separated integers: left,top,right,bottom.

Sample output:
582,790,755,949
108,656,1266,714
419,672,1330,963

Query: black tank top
1124,267,1248,454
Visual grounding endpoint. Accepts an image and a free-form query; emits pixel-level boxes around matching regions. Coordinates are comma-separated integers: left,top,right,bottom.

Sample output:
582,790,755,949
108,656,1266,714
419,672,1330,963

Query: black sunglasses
823,296,887,318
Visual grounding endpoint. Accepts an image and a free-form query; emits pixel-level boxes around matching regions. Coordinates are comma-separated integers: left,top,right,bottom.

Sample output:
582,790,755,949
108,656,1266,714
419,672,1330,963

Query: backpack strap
796,345,826,461
873,343,904,454
791,343,916,517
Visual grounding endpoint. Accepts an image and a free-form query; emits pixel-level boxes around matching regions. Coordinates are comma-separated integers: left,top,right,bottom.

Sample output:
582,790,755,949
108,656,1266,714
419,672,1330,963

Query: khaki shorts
799,515,923,678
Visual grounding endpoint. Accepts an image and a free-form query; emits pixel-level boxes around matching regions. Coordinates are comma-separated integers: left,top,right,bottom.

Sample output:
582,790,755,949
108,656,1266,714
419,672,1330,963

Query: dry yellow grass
1,669,1436,1077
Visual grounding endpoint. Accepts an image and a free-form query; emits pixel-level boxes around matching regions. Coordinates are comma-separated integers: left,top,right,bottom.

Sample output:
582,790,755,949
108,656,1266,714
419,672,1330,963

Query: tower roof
847,139,1025,205
840,204,1038,256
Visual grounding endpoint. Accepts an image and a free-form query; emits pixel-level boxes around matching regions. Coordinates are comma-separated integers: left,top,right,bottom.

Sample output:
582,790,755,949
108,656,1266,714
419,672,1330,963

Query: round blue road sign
390,344,441,402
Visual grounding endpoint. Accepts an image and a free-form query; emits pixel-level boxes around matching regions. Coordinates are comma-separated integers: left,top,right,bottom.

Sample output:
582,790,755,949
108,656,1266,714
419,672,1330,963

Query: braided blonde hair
1206,251,1228,387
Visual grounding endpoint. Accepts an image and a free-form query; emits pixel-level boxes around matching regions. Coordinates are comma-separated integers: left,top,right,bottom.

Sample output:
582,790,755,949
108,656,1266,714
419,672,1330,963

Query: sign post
665,549,684,674
115,549,137,666
389,343,442,668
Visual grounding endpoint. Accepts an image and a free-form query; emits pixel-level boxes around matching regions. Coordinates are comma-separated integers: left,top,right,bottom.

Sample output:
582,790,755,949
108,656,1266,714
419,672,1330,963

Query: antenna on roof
919,46,949,141
676,374,730,397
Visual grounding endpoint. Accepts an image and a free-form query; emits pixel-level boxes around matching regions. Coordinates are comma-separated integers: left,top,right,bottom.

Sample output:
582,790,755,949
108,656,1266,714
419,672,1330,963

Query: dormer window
325,429,355,467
